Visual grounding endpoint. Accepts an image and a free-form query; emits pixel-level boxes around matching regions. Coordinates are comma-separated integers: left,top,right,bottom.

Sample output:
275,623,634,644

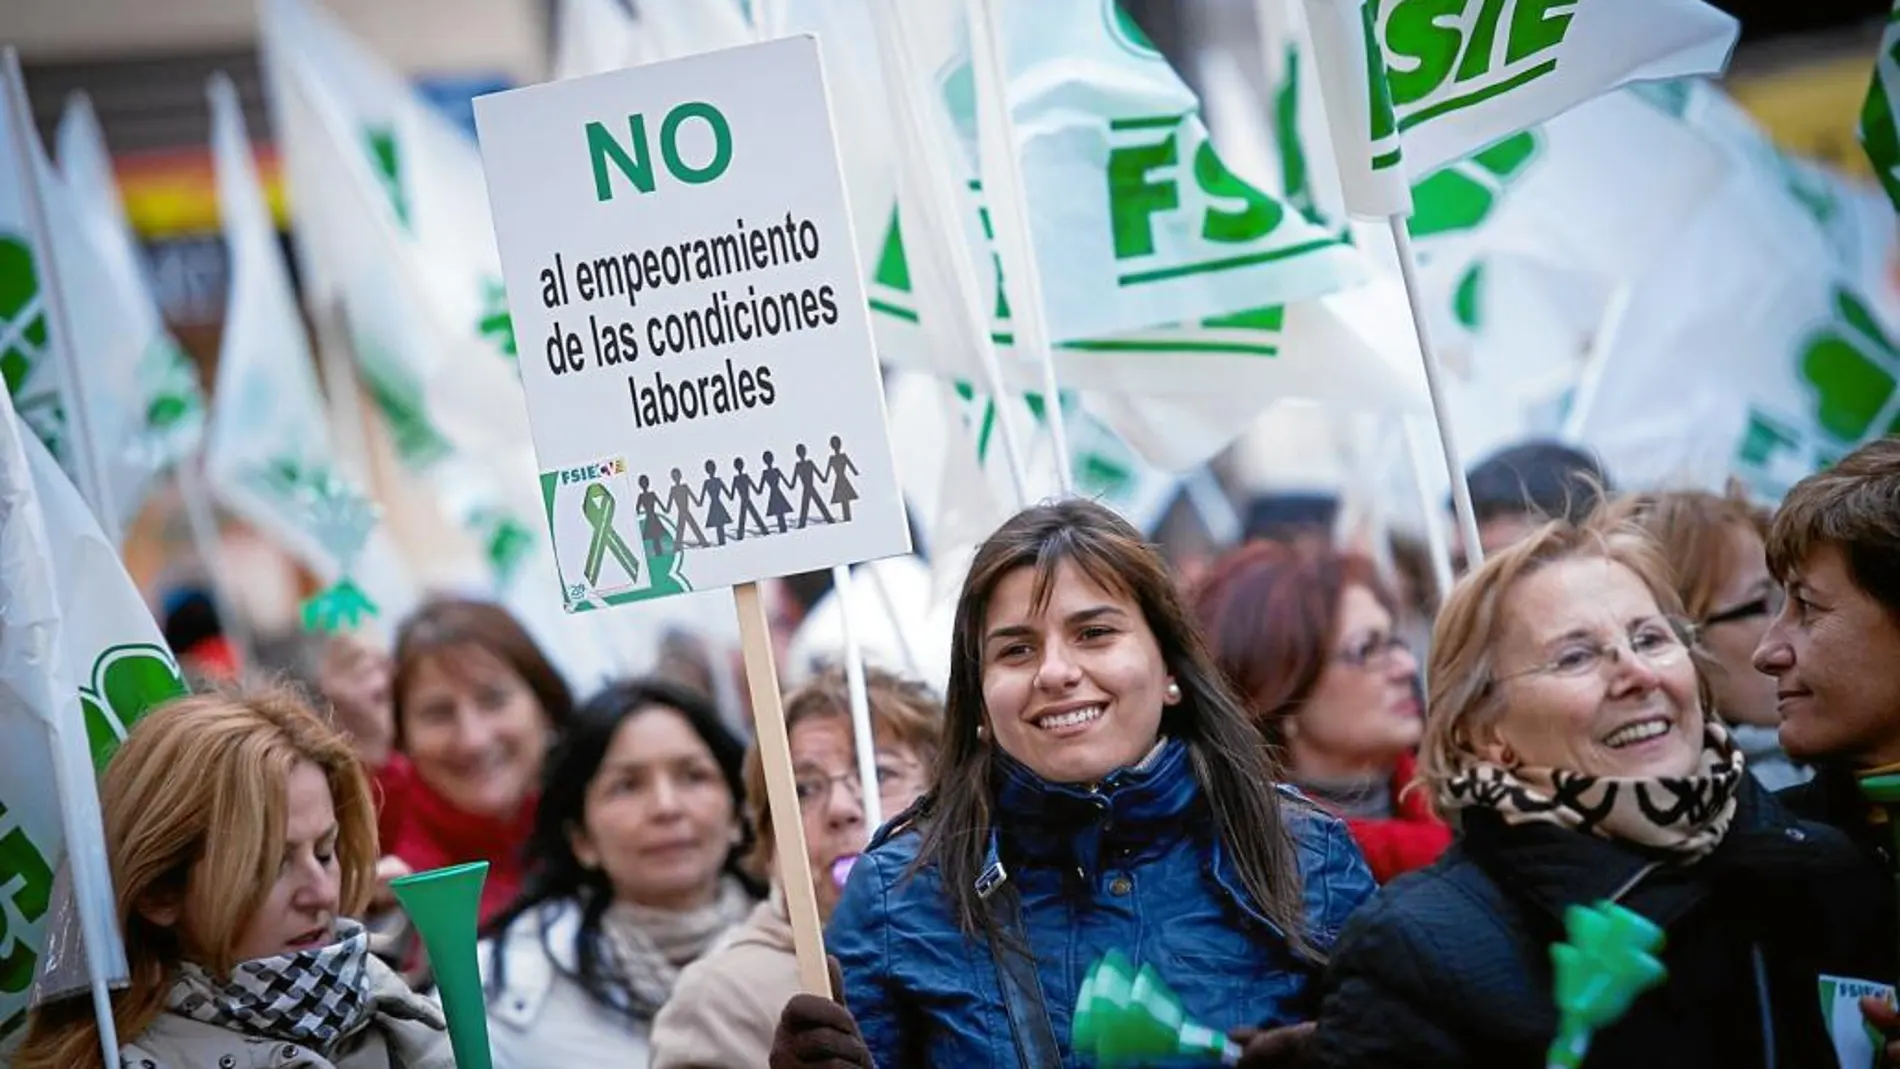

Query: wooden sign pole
733,580,833,995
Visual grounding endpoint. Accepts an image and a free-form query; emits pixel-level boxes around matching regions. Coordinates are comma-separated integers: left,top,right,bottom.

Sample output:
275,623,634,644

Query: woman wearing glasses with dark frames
1305,518,1890,1069
1603,488,1808,789
1192,541,1451,883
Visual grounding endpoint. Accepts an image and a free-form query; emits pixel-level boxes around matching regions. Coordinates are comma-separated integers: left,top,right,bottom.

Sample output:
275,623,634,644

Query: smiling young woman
775,499,1376,1069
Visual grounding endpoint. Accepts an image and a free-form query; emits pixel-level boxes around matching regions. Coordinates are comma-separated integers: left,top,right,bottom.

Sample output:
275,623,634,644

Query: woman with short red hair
1191,540,1449,882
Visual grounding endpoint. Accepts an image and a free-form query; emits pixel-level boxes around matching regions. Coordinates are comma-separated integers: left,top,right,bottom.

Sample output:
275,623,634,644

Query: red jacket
373,753,538,925
1336,752,1452,885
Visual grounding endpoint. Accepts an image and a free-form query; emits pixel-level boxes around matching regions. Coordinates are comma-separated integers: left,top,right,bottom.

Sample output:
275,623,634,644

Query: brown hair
742,666,944,875
1415,518,1693,815
914,500,1312,954
16,688,378,1069
1765,437,1900,621
1190,540,1395,749
391,597,574,748
1599,485,1768,620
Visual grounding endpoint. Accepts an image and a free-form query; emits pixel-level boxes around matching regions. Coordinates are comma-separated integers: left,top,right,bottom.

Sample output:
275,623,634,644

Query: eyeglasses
1493,619,1693,684
792,757,925,812
1702,587,1786,628
1335,633,1412,669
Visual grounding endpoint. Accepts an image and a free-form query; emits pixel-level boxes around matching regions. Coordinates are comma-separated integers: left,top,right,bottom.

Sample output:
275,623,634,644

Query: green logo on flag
0,802,54,1040
365,126,410,229
359,355,453,469
473,510,534,587
1800,287,1900,445
1859,6,1900,212
1410,132,1540,238
1383,0,1577,129
0,237,46,397
1361,0,1403,172
80,644,188,770
479,277,518,362
1104,0,1162,60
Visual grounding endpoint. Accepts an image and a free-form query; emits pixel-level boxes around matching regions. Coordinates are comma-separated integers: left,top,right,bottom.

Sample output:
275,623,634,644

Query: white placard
473,36,909,611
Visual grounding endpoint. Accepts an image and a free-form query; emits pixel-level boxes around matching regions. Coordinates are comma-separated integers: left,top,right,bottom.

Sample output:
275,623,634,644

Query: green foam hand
1073,950,1242,1066
1546,902,1667,1069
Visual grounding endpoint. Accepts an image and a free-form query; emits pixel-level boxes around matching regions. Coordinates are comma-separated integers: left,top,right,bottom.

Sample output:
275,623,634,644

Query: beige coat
119,956,454,1069
649,897,797,1069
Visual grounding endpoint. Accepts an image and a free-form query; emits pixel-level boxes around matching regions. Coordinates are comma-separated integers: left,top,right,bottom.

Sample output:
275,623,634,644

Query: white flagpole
1559,282,1633,445
964,0,1073,494
865,0,1034,505
1388,217,1484,567
43,712,122,1068
863,560,924,681
3,50,122,549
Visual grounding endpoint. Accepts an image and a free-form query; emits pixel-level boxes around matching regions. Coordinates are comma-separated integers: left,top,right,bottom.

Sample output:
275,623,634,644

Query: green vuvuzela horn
389,861,493,1069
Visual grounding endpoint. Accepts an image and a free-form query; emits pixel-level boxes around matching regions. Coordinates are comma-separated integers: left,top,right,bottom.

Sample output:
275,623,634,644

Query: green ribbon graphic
582,482,641,587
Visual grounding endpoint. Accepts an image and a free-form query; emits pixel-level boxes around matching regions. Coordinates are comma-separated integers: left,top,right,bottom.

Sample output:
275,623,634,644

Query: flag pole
964,0,1073,494
1387,216,1483,567
865,0,1034,506
1559,282,1633,445
3,50,123,549
176,452,258,674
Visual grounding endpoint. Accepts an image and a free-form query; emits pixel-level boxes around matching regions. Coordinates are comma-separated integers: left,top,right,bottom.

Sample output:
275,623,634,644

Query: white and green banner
0,388,187,1050
204,73,415,631
1302,0,1738,218
1862,1,1900,213
55,95,207,508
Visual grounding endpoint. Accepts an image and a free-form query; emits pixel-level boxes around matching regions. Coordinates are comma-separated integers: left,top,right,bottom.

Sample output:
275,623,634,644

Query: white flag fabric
1303,0,1738,219
0,386,187,1048
203,73,415,624
551,0,646,80
55,95,207,499
1861,1,1900,212
1569,83,1900,499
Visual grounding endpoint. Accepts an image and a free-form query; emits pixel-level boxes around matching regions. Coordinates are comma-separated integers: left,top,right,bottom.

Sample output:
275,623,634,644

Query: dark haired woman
793,500,1374,1067
479,677,762,1068
1191,541,1449,883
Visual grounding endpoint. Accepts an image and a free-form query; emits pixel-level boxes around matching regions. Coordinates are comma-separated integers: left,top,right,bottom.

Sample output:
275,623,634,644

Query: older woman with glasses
1192,541,1449,882
1600,488,1806,788
1306,518,1893,1068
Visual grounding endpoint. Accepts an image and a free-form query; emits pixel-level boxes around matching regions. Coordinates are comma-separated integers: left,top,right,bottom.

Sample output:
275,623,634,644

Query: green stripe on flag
1372,149,1403,170
869,298,921,323
1062,338,1280,357
1109,113,1192,131
1117,238,1339,286
1398,61,1560,133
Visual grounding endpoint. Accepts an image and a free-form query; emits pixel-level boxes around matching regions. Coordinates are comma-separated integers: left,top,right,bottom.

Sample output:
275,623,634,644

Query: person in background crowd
1192,541,1450,883
365,597,574,925
1308,519,1892,1068
651,666,942,1068
480,678,760,1069
161,586,239,684
775,500,1374,1068
1458,439,1612,561
1750,437,1900,1054
1602,487,1809,789
15,690,454,1069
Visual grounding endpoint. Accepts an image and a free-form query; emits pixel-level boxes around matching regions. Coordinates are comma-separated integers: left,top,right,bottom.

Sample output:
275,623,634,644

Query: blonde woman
15,690,453,1069
1601,487,1808,789
1307,520,1891,1069
649,666,942,1069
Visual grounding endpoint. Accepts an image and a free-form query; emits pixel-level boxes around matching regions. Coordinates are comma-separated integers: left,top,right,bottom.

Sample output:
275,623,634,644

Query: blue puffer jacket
826,737,1376,1068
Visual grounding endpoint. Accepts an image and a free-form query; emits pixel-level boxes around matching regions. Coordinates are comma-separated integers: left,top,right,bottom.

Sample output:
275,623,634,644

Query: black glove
771,955,874,1069
1229,1021,1316,1069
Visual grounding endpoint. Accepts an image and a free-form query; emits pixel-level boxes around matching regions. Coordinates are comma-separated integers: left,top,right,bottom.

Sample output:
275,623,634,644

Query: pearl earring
976,722,988,741
1164,681,1182,704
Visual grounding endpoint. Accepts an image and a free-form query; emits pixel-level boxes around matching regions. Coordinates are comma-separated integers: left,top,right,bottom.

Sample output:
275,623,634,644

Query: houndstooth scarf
167,920,375,1055
595,875,752,1019
1443,720,1745,861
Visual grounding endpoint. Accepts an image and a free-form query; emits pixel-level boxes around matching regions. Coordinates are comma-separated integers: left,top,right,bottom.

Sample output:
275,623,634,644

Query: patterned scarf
168,920,375,1055
1443,721,1745,861
595,875,753,1018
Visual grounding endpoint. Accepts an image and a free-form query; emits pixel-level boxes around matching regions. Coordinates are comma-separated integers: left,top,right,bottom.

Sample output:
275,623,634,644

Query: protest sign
473,35,909,614
474,33,909,997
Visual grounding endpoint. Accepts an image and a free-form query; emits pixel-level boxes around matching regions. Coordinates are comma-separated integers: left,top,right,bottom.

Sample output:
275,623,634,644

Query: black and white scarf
1443,721,1745,861
168,920,375,1055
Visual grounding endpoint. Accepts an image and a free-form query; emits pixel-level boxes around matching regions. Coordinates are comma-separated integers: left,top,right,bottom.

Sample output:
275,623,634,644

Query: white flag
0,386,188,1049
203,73,415,627
1303,0,1738,219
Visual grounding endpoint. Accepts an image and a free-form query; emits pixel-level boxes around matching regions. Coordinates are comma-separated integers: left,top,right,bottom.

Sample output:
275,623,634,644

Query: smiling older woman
1306,518,1895,1069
